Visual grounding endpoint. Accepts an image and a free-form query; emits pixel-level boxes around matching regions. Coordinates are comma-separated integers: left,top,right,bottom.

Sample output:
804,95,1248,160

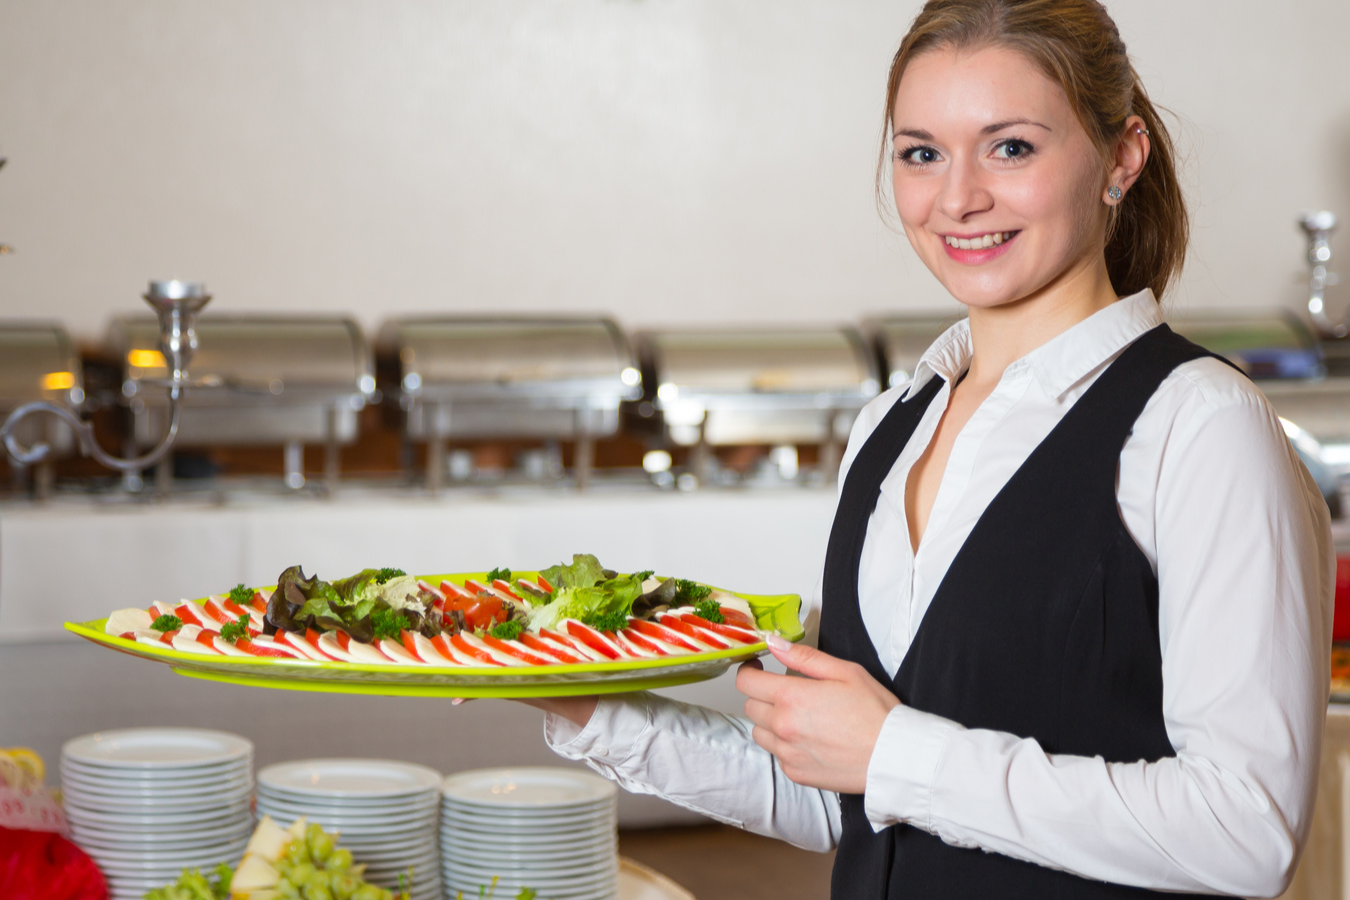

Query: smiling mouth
942,231,1019,250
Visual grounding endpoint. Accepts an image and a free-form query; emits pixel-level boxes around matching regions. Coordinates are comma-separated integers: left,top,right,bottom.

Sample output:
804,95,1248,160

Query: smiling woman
525,3,1334,899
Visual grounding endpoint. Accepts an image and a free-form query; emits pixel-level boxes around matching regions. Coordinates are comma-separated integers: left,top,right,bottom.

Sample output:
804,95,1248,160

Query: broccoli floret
227,583,253,605
487,567,512,583
489,619,526,641
218,614,250,644
693,598,725,624
151,613,184,632
582,610,629,633
371,607,411,640
675,579,712,603
374,568,406,585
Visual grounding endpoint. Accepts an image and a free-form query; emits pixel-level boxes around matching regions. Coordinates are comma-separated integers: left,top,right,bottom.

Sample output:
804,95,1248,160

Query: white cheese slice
106,608,153,635
317,632,360,663
172,628,219,655
457,632,529,666
344,638,395,665
212,636,251,657
413,632,462,666
377,638,427,665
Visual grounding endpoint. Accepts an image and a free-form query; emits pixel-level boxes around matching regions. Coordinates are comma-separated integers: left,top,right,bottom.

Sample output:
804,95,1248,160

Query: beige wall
0,0,1347,340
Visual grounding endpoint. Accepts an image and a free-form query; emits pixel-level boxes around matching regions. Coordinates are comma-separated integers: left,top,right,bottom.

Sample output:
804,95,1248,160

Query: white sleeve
543,693,840,851
859,376,1334,896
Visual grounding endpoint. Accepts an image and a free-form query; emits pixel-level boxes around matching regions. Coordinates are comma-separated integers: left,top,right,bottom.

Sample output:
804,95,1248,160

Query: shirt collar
905,290,1161,401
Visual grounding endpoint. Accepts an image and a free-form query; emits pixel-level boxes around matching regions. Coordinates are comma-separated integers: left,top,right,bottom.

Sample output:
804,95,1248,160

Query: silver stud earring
1107,185,1123,201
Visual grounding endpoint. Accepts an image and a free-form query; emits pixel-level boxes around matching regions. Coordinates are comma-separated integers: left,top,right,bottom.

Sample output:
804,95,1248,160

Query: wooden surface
619,825,835,900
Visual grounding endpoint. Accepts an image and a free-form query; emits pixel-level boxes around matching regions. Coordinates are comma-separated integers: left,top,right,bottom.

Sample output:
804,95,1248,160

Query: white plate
258,785,440,808
259,759,442,798
441,837,615,860
61,772,253,799
443,810,615,831
441,767,616,810
256,796,439,819
441,825,616,849
64,782,253,811
81,838,250,864
256,807,437,831
71,821,253,848
444,854,617,877
60,755,250,777
64,801,252,827
63,728,252,769
443,871,616,895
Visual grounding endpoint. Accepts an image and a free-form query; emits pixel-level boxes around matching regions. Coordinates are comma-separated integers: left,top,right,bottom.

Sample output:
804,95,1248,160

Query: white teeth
944,232,1014,250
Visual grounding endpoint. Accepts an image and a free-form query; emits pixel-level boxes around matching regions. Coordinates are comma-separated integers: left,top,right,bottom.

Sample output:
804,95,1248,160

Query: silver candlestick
1,280,210,471
1301,211,1343,337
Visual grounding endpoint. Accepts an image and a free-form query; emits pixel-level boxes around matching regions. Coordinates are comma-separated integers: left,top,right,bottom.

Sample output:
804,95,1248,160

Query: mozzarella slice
457,633,529,666
344,638,394,665
377,638,426,665
317,632,360,663
106,608,153,635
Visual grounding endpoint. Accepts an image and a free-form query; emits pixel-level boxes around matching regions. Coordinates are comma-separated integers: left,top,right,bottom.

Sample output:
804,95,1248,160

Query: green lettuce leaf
528,573,644,632
539,554,607,591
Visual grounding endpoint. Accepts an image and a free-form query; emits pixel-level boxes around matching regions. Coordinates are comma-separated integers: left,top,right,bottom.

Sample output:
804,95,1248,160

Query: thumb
765,634,850,681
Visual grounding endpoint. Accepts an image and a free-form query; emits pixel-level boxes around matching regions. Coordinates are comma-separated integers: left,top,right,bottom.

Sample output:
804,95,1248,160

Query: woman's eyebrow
981,118,1051,135
893,127,934,141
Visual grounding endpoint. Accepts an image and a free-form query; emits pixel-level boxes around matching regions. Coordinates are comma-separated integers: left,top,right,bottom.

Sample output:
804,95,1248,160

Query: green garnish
633,570,655,582
374,568,406,584
487,567,512,583
489,619,526,641
694,598,724,624
371,607,411,640
227,583,253,604
582,610,629,633
151,613,183,632
675,579,712,603
218,614,250,644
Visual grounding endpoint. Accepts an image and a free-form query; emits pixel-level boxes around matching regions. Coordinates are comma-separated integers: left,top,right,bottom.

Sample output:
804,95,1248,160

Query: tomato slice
159,629,180,645
400,629,425,662
536,574,555,593
491,580,525,602
195,630,218,650
628,619,702,653
719,608,755,629
441,580,476,601
678,614,759,644
300,628,338,661
482,635,553,666
201,599,233,626
336,632,351,652
235,638,296,658
222,598,249,618
450,634,504,666
619,628,671,656
250,592,269,614
562,621,621,660
429,634,463,664
519,633,585,663
175,603,206,628
119,631,135,640
657,616,729,649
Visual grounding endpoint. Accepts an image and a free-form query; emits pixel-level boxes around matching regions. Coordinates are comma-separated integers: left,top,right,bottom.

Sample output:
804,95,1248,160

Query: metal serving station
105,314,374,493
379,316,641,492
0,322,86,498
635,326,880,485
864,312,967,391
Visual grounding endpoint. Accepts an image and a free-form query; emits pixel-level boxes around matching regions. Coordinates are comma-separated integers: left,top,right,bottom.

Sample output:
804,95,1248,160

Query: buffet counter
0,487,835,826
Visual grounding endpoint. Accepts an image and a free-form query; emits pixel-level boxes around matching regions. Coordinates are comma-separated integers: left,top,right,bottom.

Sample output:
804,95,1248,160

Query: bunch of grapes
274,823,407,900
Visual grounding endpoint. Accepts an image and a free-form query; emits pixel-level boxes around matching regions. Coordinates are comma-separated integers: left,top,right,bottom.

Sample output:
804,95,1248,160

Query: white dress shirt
544,292,1335,897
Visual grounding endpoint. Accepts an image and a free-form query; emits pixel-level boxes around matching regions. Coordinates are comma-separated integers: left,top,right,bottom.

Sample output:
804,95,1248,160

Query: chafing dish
864,311,968,389
636,326,880,483
378,316,640,490
0,321,84,497
106,315,374,492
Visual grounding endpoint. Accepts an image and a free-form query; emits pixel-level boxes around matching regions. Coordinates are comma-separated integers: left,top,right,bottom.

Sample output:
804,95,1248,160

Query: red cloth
0,826,107,900
1335,556,1350,642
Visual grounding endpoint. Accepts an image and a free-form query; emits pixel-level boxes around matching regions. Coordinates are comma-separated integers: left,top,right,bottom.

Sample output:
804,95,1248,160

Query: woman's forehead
892,44,1073,135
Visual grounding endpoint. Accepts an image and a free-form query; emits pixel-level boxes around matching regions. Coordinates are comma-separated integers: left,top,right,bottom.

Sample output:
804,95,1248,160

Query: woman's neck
964,254,1120,387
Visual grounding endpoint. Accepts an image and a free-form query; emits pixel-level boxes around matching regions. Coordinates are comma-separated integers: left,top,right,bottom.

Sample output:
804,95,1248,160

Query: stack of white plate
61,728,254,900
441,767,619,900
256,759,442,900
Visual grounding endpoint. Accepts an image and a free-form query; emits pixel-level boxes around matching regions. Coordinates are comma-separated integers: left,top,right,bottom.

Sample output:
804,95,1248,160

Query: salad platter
66,555,803,698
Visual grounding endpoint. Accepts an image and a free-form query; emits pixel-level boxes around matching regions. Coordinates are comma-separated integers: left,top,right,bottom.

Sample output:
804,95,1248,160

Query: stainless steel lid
379,316,639,406
864,312,967,389
1166,309,1323,380
0,320,84,408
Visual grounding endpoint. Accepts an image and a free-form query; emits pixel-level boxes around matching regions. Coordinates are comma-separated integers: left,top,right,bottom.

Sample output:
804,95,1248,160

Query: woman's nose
935,157,994,222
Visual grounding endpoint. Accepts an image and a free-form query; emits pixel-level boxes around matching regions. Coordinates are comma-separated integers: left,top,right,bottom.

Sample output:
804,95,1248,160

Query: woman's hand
737,635,900,795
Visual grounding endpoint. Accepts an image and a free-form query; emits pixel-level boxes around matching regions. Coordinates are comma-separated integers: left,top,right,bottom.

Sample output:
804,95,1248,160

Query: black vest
819,325,1226,899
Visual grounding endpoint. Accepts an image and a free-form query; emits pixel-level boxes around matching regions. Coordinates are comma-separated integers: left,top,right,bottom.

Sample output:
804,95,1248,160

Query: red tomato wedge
336,632,351,652
677,614,759,644
519,633,585,663
482,635,553,666
440,580,475,601
195,631,218,650
657,616,730,649
538,629,598,660
628,619,702,653
620,628,671,656
250,592,269,613
119,631,135,640
145,606,158,619
491,580,525,602
222,598,250,618
450,634,504,666
235,638,297,659
303,628,341,661
562,621,622,660
174,603,206,628
429,634,462,664
719,607,755,630
400,630,425,662
536,574,555,593
159,629,180,645
201,599,233,625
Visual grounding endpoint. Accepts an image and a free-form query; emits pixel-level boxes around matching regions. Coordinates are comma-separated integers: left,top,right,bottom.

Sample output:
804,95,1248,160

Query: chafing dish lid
0,321,84,405
108,315,373,399
380,317,638,400
1166,309,1322,379
866,312,968,388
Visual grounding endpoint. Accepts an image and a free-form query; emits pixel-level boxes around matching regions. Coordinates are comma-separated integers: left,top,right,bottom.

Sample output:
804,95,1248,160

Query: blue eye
898,145,941,166
993,139,1035,160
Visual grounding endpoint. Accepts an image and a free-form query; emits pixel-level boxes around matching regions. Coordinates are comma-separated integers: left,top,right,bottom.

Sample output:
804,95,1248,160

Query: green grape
306,870,331,894
290,861,317,885
286,839,310,865
304,885,333,900
330,872,359,900
276,879,302,900
308,827,335,863
352,886,382,900
325,848,353,872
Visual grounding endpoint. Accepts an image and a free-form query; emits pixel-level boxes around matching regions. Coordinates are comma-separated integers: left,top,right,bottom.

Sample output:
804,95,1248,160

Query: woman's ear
1104,114,1150,204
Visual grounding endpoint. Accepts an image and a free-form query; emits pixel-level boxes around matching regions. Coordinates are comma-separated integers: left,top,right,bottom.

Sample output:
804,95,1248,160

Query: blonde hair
879,0,1187,300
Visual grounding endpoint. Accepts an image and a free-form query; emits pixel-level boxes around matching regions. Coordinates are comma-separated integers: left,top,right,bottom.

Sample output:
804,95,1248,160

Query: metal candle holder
1,280,210,472
1301,211,1343,337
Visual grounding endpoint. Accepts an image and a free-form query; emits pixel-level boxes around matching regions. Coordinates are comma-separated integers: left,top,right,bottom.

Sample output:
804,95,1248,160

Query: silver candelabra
1,280,209,471
1301,211,1343,337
